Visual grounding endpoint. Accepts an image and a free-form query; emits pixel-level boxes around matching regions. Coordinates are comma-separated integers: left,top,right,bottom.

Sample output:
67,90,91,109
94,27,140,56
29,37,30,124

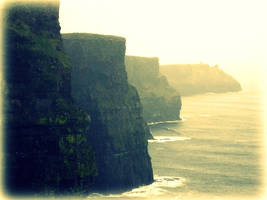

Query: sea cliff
160,64,242,96
63,33,153,190
3,1,97,194
125,56,182,122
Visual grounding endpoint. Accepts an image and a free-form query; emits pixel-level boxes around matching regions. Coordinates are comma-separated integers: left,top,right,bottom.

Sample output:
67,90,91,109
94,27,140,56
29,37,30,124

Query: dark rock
63,33,153,191
3,1,96,195
125,56,182,122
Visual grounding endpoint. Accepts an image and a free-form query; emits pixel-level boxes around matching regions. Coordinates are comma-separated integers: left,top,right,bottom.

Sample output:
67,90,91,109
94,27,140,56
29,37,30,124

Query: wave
147,120,182,126
152,175,185,188
87,175,185,199
148,136,191,143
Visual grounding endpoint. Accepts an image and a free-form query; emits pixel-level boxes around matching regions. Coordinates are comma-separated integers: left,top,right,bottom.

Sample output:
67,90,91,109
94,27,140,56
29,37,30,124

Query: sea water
88,91,265,200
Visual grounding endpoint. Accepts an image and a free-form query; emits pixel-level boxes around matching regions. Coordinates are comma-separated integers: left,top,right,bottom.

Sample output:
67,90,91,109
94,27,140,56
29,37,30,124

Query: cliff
160,64,242,96
125,56,182,122
3,2,97,194
62,33,153,190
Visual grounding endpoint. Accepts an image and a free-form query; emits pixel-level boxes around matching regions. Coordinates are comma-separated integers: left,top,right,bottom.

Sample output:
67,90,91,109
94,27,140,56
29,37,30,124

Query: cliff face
4,2,96,194
63,33,153,190
125,56,181,122
160,64,242,96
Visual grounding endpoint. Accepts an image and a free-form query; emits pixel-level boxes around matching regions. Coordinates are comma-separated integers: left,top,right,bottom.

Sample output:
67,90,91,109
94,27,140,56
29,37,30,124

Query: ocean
88,91,265,200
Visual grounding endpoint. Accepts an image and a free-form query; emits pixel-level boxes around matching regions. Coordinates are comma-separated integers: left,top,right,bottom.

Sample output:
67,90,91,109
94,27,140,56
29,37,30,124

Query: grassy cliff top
62,33,125,42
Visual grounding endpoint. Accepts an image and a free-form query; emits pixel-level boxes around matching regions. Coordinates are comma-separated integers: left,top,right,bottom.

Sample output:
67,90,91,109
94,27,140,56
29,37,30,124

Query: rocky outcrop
63,33,153,190
160,64,242,96
3,2,97,194
125,56,181,122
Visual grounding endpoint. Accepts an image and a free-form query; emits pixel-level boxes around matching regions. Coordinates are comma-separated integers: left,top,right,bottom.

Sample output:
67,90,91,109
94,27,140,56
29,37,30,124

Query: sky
59,0,267,91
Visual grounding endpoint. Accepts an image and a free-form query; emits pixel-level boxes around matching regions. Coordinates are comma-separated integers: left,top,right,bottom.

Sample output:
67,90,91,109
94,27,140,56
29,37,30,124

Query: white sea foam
152,175,185,188
180,117,186,121
147,120,182,126
87,175,185,199
148,136,191,143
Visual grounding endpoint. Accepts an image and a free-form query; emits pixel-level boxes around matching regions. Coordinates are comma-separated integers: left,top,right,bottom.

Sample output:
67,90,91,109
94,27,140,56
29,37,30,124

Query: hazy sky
59,0,266,91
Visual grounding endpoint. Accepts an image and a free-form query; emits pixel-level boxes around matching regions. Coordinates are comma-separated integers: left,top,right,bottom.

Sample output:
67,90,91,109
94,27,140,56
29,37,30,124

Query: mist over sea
88,91,265,200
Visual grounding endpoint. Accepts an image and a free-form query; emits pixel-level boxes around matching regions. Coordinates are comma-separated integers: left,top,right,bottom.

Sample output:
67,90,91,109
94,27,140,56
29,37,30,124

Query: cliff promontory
63,33,153,190
4,1,96,194
125,56,181,122
160,64,242,96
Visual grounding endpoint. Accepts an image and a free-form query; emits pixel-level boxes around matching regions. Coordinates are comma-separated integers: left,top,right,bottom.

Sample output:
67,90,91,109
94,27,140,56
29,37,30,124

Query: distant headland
160,63,242,96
